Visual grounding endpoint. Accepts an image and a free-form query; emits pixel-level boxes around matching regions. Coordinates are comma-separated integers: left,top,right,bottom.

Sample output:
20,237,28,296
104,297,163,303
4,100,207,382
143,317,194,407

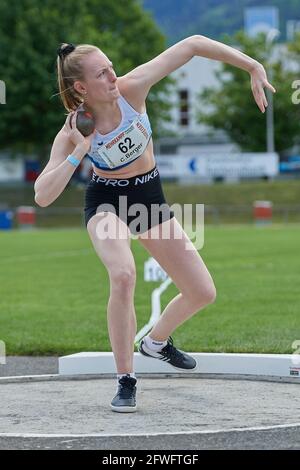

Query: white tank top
78,94,152,171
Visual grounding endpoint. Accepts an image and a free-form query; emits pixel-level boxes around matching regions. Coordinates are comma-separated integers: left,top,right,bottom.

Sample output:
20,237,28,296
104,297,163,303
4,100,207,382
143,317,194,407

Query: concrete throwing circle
0,376,299,449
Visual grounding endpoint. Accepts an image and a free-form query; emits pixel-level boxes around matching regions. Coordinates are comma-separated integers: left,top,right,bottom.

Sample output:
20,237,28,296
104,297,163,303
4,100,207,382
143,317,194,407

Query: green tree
0,0,174,161
196,31,300,153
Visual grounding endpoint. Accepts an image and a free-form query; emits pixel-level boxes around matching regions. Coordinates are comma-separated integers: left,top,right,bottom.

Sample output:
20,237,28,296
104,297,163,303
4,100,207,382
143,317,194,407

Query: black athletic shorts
84,165,175,235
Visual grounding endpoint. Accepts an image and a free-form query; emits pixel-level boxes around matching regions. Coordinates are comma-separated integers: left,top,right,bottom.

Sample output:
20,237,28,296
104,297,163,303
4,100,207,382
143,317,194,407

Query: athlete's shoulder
116,76,146,114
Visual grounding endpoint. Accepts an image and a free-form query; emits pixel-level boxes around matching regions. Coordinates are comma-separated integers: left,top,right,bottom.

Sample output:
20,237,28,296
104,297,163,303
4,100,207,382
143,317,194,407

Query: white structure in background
287,20,300,41
0,340,6,365
134,257,172,345
0,80,6,105
0,157,23,182
156,54,240,158
163,56,222,137
156,152,279,184
244,6,279,37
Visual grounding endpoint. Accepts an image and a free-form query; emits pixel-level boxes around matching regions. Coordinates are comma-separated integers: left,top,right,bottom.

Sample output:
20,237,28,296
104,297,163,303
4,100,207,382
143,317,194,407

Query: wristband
66,155,81,167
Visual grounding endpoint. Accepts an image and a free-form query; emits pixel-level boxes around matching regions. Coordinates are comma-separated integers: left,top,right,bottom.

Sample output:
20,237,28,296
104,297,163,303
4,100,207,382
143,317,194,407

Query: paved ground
0,360,300,450
0,356,58,376
0,426,300,450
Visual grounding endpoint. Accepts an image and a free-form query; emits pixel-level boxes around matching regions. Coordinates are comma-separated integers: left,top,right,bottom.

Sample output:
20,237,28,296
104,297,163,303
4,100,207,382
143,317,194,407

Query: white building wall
165,56,222,136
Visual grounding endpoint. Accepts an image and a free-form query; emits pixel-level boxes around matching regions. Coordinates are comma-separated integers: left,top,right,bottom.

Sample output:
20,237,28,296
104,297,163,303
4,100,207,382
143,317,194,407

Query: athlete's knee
203,282,217,305
109,266,136,291
189,281,217,310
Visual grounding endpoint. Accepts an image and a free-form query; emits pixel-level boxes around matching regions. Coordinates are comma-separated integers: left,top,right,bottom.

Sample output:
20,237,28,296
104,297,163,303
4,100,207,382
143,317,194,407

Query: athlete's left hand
250,62,276,113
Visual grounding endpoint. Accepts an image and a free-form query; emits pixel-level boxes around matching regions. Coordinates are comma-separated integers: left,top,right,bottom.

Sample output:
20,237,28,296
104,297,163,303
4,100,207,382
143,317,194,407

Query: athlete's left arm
122,34,275,113
121,37,194,101
189,35,276,113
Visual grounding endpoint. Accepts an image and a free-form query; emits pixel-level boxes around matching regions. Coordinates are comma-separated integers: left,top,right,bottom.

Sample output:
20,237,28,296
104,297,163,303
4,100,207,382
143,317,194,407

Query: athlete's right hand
63,110,95,152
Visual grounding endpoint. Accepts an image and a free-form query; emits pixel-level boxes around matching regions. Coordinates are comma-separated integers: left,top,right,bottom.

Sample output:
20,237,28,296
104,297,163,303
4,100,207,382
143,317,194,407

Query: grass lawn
0,224,299,355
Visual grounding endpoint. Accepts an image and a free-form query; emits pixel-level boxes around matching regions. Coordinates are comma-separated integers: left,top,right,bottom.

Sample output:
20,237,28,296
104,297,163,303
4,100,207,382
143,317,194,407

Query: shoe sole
139,348,198,371
111,404,137,413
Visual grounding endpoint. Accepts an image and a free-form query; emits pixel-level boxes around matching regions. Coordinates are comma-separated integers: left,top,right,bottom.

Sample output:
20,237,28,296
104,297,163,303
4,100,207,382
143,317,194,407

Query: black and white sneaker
139,336,197,371
110,375,137,413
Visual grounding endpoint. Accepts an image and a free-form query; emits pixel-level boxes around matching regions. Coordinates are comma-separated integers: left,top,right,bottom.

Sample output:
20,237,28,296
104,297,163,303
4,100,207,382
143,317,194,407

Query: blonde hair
56,43,100,112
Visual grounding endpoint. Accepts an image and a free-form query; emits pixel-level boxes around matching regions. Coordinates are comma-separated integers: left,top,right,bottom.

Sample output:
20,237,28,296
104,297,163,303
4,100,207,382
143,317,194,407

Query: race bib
97,118,151,169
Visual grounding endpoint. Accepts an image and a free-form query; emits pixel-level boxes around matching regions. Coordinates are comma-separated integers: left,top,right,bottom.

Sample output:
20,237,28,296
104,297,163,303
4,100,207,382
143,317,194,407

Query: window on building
179,89,189,127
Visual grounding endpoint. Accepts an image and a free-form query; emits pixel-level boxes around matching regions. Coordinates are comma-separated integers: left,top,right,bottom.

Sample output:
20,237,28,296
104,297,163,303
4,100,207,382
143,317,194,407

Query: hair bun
57,43,76,60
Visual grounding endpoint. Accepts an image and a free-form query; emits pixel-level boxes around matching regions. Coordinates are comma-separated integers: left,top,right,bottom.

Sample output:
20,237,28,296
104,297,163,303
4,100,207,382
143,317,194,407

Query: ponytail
56,42,100,112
